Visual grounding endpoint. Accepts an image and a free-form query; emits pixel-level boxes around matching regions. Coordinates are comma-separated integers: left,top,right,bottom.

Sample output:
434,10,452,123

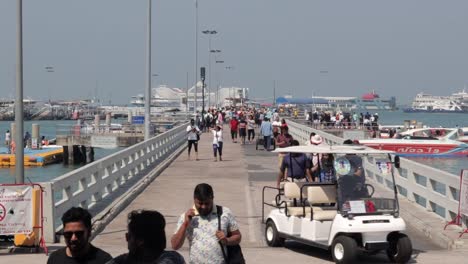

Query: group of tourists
304,110,380,130
47,183,242,264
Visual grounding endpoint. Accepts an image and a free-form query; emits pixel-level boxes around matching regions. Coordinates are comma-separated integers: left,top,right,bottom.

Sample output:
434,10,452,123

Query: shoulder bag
216,205,246,264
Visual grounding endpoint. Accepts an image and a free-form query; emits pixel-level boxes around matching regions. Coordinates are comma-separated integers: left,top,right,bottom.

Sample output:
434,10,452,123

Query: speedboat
358,128,468,156
459,127,468,143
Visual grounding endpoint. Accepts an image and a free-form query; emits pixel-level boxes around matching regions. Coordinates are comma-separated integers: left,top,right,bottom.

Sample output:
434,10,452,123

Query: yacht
404,90,468,113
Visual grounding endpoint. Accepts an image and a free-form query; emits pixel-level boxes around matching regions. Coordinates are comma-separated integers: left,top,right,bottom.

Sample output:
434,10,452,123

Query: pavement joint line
245,185,257,243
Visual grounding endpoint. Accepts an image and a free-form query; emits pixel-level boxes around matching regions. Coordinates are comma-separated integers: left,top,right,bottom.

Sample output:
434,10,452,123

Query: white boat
358,128,468,156
404,90,468,113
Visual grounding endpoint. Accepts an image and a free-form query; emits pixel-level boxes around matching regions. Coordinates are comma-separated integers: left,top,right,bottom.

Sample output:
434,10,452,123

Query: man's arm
276,171,284,189
306,168,314,182
171,209,194,250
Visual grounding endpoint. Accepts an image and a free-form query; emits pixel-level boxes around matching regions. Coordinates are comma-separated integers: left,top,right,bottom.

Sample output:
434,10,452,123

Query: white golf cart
262,145,412,263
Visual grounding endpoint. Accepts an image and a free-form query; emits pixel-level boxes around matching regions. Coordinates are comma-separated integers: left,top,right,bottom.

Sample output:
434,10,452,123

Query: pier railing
287,120,464,226
42,121,189,242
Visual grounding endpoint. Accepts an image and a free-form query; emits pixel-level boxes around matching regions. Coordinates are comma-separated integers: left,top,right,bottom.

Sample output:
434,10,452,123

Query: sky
1,0,468,105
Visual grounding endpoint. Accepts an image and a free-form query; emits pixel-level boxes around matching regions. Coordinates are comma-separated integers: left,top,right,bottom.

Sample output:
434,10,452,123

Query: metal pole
273,80,276,107
144,0,152,140
186,71,189,114
15,0,24,184
194,0,199,114
208,36,211,108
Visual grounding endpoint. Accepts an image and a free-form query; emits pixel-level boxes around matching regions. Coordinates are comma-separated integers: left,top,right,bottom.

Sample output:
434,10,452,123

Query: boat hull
360,142,468,157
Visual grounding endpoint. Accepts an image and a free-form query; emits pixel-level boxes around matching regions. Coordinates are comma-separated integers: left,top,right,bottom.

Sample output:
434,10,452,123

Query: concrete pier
2,127,468,263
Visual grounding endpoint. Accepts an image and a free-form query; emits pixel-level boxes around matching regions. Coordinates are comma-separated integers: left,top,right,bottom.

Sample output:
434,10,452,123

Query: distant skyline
1,0,468,105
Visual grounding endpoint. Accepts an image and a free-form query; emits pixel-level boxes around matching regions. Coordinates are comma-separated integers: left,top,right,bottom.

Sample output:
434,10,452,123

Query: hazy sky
1,0,468,105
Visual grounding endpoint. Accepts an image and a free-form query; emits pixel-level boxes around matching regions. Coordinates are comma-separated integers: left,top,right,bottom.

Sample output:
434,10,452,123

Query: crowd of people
305,110,380,130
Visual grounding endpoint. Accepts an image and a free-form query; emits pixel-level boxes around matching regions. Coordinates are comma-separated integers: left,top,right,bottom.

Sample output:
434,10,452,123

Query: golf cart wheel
331,236,357,263
387,234,412,263
265,220,284,247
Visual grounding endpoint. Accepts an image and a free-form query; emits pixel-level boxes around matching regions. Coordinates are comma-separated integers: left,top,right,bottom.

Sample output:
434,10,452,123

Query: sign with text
460,170,468,216
91,136,118,149
0,186,33,235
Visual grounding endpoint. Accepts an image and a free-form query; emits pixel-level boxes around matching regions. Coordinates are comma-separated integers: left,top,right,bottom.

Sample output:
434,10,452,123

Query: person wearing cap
308,134,324,182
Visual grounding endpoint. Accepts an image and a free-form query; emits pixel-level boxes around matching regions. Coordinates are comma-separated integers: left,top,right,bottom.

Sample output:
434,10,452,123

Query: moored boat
358,128,468,156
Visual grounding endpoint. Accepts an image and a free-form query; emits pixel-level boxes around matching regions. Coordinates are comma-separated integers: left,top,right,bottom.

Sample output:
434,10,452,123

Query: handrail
262,186,283,223
47,121,189,239
287,119,464,226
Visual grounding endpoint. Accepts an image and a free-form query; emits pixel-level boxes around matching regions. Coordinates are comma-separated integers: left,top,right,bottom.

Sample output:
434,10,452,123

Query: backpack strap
217,205,229,263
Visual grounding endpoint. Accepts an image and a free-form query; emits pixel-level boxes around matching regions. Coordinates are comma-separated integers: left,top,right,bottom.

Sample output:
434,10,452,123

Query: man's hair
309,132,316,138
194,183,214,201
343,139,354,145
61,207,92,231
127,210,166,251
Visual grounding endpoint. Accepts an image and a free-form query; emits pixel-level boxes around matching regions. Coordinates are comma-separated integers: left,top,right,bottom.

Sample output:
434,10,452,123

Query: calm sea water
0,111,466,184
0,120,121,184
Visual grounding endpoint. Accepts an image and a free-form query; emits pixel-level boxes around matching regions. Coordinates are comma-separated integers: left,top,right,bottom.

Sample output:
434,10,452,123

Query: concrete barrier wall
43,122,189,242
287,120,463,225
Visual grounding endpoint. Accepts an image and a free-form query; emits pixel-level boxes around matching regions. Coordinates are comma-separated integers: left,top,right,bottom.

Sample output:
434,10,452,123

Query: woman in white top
247,115,256,143
211,125,223,161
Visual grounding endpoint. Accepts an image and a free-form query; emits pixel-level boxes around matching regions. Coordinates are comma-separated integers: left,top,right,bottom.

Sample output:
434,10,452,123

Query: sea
0,111,467,184
0,120,123,184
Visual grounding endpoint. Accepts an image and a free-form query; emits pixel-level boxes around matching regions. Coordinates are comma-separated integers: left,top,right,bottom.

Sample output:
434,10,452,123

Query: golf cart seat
305,185,338,221
283,182,321,217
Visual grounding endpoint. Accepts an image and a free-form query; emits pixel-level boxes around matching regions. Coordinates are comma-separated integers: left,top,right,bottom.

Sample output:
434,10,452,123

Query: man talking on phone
171,183,242,264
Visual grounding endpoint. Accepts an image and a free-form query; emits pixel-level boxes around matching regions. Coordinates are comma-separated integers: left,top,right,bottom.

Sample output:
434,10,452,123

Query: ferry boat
404,90,468,113
358,128,468,156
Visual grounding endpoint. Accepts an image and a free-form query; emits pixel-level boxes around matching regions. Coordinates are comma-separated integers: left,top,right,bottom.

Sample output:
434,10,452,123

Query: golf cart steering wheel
365,184,375,197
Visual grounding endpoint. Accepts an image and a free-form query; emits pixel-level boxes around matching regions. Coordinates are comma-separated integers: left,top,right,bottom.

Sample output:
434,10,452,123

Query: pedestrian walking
260,117,273,151
171,183,242,264
47,207,112,264
186,119,201,161
247,115,255,143
107,210,185,264
229,116,239,143
211,125,224,162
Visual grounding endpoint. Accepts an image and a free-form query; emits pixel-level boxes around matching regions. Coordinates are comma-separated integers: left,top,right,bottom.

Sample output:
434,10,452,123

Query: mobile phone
192,205,200,216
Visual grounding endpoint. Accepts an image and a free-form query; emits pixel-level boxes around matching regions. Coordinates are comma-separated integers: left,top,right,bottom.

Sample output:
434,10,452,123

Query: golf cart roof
272,145,394,155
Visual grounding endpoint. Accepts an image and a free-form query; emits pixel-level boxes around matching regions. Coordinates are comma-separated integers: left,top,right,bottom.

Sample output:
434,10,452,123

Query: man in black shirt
47,207,112,264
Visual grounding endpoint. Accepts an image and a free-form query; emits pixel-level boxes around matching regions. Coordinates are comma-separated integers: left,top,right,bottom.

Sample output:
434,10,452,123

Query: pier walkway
3,127,468,263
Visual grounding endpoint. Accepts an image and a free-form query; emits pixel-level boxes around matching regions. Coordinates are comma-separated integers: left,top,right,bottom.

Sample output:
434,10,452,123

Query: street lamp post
145,0,152,141
202,30,217,108
214,59,224,107
194,0,199,114
15,0,24,183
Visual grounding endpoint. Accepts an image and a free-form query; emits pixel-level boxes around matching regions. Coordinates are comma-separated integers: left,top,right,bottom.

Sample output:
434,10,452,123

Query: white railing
43,122,189,242
287,120,463,225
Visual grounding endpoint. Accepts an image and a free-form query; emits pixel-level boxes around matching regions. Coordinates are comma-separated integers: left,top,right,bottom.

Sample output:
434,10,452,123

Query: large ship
404,89,468,113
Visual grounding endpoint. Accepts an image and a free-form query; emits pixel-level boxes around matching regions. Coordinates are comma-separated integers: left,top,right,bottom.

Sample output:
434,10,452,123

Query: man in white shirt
186,119,201,160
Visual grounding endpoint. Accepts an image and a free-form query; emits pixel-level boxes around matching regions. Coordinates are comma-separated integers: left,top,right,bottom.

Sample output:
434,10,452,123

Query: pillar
128,110,133,123
10,123,16,139
94,114,100,133
105,113,111,127
32,123,40,149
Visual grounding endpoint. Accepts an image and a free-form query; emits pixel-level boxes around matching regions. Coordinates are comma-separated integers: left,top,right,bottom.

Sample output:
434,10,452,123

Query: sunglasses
63,230,86,239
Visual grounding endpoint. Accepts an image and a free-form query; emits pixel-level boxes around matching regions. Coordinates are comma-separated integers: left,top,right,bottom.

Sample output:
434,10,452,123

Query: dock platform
0,146,63,166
